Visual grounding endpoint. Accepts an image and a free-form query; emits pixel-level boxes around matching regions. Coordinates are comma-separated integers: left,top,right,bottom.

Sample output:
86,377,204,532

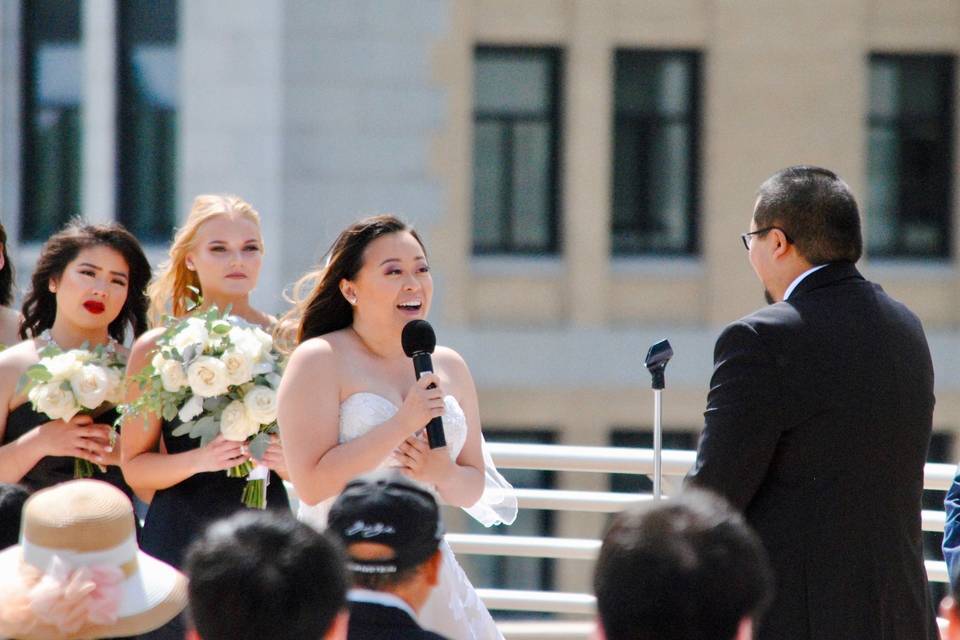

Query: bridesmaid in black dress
0,222,150,503
121,195,290,576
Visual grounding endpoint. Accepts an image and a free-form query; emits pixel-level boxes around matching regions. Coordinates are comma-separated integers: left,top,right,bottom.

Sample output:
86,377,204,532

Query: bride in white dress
277,215,516,640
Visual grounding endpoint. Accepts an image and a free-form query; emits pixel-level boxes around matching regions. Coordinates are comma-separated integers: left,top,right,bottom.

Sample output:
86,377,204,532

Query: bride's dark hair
19,220,152,343
277,215,426,348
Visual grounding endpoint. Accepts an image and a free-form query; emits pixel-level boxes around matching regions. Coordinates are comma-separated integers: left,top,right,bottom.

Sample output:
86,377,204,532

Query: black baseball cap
327,469,444,574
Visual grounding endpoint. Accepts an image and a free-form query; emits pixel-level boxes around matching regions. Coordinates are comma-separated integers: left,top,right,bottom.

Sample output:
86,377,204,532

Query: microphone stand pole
644,340,673,501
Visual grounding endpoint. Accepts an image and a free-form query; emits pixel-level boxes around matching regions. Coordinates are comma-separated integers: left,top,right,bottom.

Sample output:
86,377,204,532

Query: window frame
472,46,563,256
610,49,702,257
867,53,955,260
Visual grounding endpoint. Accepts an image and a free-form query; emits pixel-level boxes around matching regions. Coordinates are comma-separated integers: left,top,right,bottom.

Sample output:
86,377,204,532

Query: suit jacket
687,262,936,640
347,601,448,640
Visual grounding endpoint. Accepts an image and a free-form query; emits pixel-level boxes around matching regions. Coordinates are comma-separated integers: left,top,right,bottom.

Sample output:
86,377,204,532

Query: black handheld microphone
401,320,446,449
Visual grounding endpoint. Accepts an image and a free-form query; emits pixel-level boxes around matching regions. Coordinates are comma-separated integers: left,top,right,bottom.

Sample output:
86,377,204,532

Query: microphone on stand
401,320,447,449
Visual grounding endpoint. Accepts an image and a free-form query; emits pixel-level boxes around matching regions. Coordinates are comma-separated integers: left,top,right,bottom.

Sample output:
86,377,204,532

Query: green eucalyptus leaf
248,432,271,462
171,421,195,437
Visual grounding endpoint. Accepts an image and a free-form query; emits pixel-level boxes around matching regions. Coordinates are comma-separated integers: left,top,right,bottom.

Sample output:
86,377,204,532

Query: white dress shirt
783,264,828,301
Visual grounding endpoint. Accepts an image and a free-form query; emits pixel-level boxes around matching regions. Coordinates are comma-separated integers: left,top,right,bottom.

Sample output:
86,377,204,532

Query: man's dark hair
185,511,348,640
594,490,774,640
0,483,29,550
754,165,862,264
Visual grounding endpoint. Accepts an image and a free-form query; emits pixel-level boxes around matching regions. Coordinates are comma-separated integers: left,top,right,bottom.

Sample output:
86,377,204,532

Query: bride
277,215,516,640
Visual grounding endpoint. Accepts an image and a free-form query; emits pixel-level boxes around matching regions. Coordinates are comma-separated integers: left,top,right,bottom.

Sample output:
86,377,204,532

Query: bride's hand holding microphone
395,374,451,484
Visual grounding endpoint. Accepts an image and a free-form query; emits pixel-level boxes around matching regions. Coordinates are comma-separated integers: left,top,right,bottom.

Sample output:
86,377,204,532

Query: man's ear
184,629,202,640
324,609,350,640
734,617,754,640
424,549,442,587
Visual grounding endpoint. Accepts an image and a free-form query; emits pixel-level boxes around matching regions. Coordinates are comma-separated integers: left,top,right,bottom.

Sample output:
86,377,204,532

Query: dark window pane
867,55,954,258
475,55,554,115
510,122,552,248
472,48,560,255
21,0,83,242
611,51,699,255
472,121,507,248
117,0,178,243
458,429,556,619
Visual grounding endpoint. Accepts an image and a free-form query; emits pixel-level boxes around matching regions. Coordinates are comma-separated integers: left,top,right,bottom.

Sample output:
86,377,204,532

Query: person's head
185,511,348,640
0,479,187,639
0,222,16,307
327,469,444,613
19,221,151,343
593,490,773,640
147,194,263,323
0,483,29,550
746,165,862,303
280,215,429,347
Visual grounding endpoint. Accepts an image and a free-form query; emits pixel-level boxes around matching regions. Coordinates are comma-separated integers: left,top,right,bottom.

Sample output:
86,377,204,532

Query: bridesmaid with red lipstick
0,221,151,496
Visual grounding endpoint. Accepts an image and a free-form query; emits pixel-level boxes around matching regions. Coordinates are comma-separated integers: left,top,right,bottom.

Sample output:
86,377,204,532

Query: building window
117,0,178,243
472,47,561,255
867,54,954,258
459,429,556,619
612,50,700,256
21,0,83,242
609,429,697,494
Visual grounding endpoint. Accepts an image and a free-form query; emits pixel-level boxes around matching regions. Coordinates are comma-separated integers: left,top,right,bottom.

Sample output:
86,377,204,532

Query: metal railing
435,443,956,637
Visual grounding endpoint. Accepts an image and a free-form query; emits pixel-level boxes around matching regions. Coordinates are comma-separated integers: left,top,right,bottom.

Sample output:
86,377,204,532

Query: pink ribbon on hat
0,555,123,636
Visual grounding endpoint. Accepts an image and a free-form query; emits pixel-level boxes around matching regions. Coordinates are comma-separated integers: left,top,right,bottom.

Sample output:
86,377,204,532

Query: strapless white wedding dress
297,392,507,640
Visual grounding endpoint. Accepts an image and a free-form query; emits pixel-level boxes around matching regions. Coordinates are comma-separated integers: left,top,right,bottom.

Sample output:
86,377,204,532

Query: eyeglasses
740,226,792,250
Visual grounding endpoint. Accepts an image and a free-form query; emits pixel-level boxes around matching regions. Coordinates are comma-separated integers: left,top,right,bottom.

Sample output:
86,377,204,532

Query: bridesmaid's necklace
37,328,119,354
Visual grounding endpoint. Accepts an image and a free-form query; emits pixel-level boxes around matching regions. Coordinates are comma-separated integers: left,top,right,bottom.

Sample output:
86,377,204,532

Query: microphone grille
401,320,436,356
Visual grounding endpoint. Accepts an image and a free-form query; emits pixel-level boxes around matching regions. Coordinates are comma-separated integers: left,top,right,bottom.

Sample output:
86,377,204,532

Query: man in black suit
328,470,448,640
687,165,937,639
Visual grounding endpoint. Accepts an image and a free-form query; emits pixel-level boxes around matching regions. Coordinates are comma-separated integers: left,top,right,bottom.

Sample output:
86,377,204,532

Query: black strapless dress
2,404,136,501
140,415,290,570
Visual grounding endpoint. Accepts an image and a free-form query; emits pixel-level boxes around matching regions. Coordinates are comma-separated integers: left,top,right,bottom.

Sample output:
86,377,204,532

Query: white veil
461,433,518,527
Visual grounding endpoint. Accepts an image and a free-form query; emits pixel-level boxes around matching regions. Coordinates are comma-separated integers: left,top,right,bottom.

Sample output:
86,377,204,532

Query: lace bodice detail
297,393,469,531
339,392,468,464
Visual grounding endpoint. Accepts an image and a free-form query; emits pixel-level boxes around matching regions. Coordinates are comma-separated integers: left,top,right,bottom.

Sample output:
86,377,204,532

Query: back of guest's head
185,510,347,640
754,165,862,264
327,469,444,593
0,483,29,550
594,490,773,640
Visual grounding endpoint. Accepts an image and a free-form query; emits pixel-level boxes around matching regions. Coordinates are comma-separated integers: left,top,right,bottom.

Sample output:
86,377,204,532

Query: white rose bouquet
123,306,283,508
18,341,125,478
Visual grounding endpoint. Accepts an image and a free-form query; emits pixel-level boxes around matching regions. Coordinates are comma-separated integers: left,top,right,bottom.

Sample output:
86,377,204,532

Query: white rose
185,356,230,398
69,364,110,410
152,353,188,393
220,348,253,386
227,326,264,361
243,385,277,425
103,366,124,404
219,399,259,441
170,318,210,353
29,382,79,422
44,351,84,381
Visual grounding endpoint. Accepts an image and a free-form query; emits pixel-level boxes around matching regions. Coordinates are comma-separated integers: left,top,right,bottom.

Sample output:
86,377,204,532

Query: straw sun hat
0,479,187,640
